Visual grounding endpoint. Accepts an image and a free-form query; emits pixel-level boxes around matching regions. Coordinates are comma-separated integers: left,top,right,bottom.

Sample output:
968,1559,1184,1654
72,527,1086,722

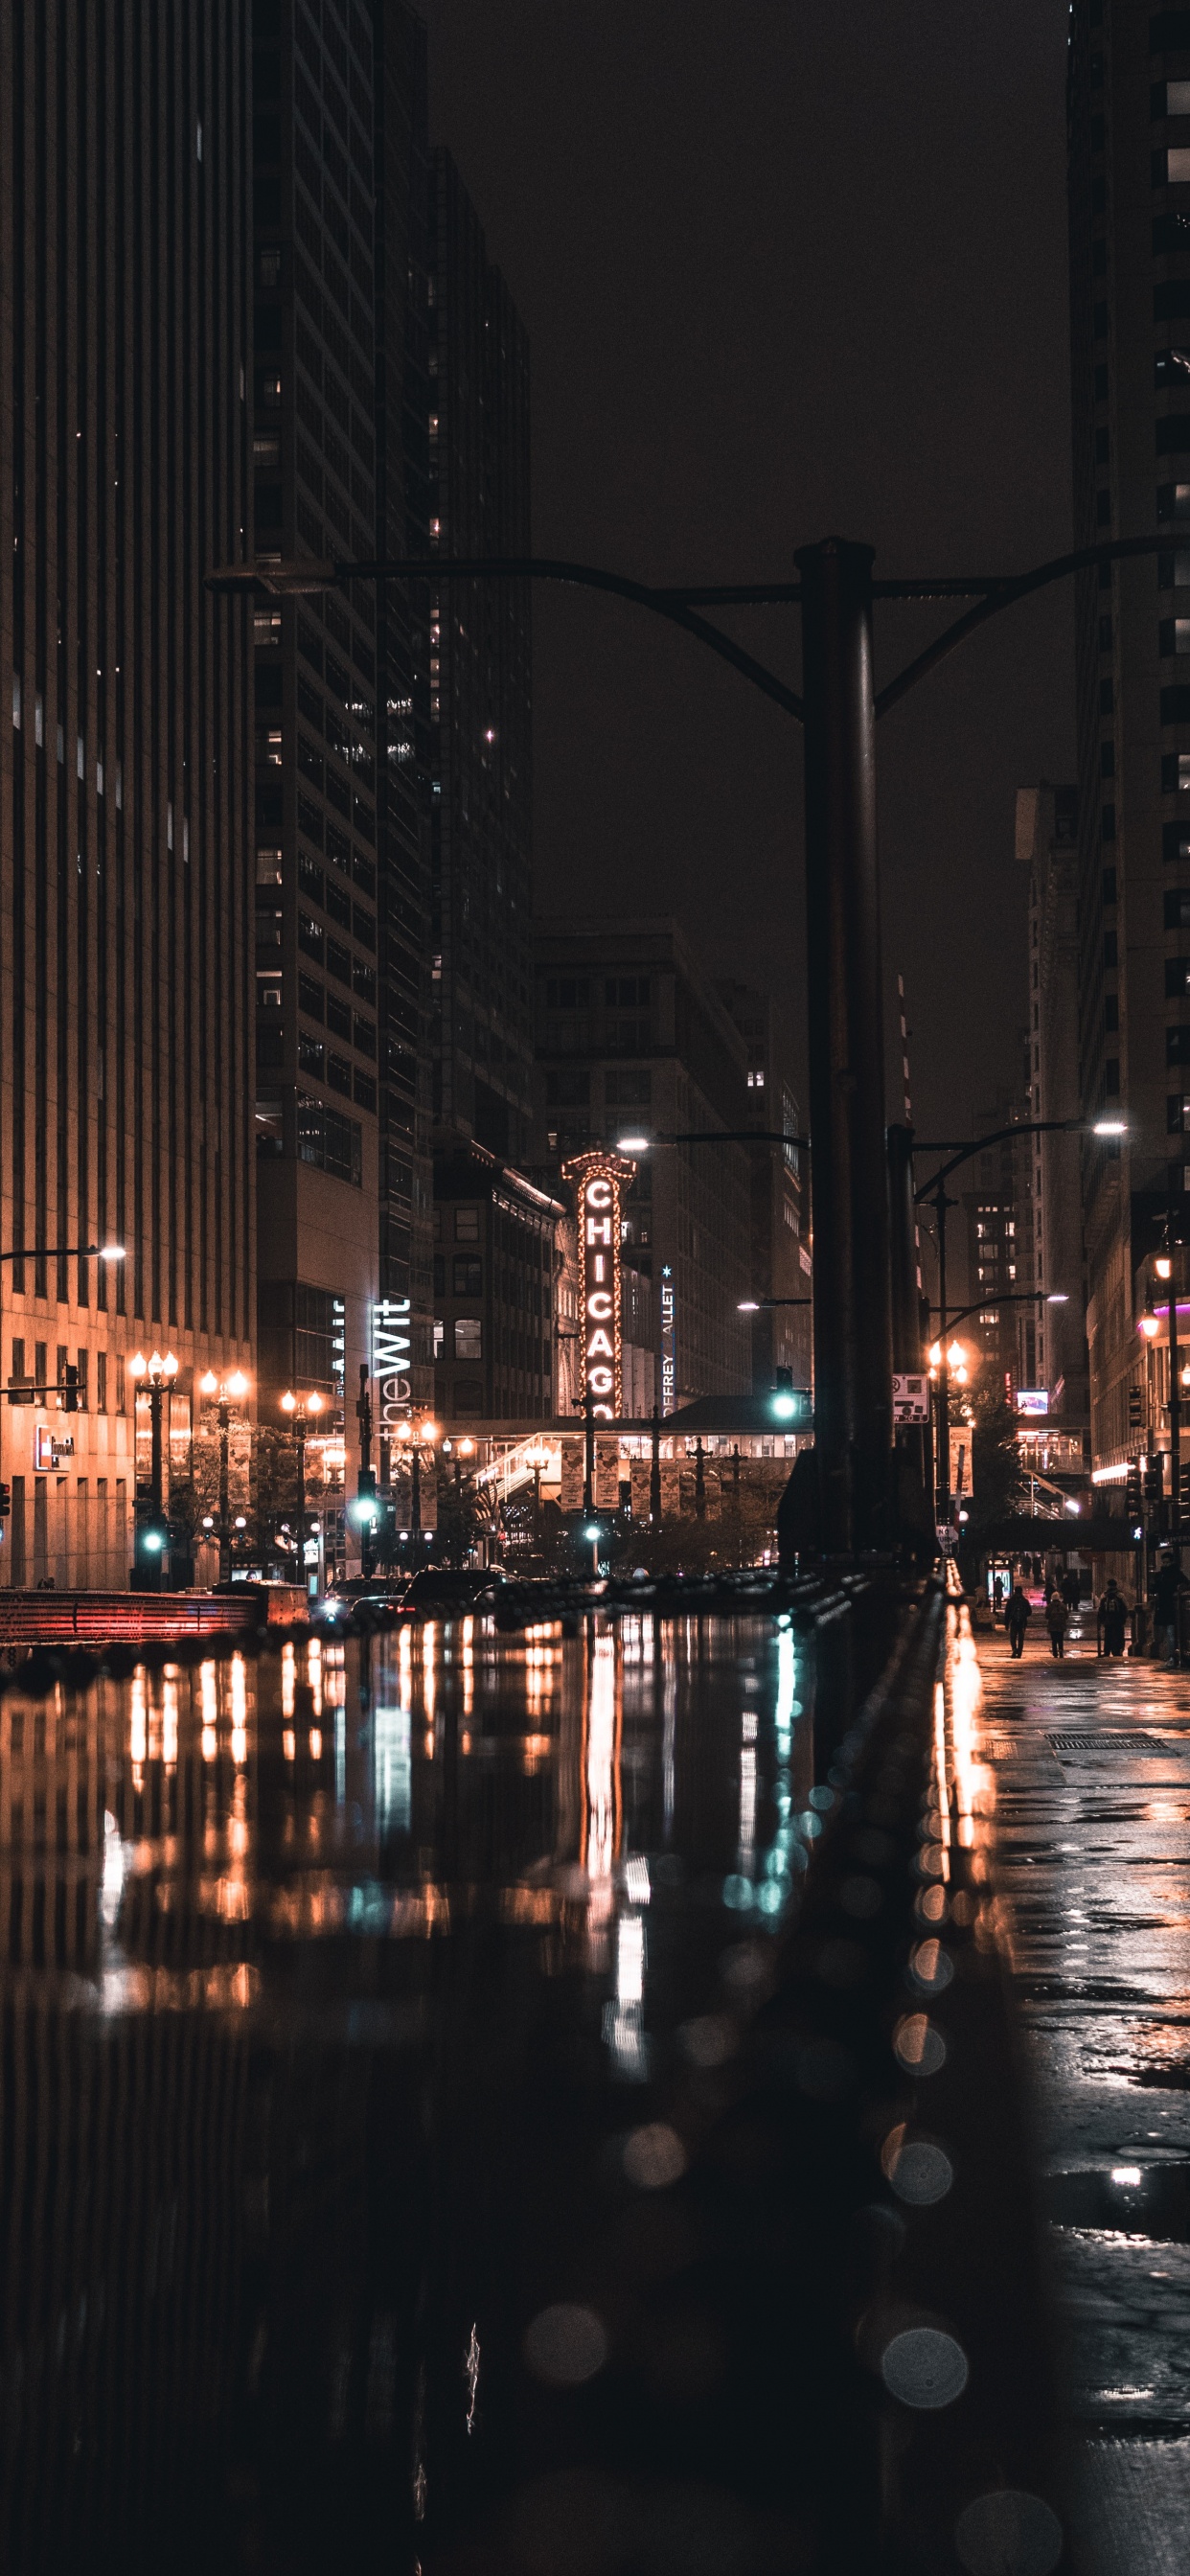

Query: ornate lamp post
395,1417,442,1558
281,1388,325,1592
525,1442,551,1556
198,1368,250,1586
129,1348,178,1588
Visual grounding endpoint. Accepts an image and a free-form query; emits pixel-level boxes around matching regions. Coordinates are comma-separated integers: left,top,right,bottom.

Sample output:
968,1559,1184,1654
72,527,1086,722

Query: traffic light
1125,1464,1142,1523
348,1466,378,1529
0,1483,12,1519
1145,1459,1164,1504
131,1510,170,1590
62,1364,78,1413
1180,1458,1190,1517
1129,1384,1144,1433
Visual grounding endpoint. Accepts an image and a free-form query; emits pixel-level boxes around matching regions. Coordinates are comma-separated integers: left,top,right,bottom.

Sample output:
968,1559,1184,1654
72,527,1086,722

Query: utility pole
796,538,893,1554
649,1404,662,1525
929,1177,955,1532
356,1364,377,1580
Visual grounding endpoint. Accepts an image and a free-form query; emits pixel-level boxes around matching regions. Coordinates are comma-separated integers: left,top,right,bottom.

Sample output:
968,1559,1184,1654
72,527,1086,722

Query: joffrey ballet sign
561,1151,636,1420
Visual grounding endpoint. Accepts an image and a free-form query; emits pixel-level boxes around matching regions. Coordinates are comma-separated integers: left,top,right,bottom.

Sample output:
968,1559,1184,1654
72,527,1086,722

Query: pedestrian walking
1044,1591,1068,1659
1097,1579,1129,1659
1062,1569,1082,1615
1151,1552,1187,1667
1005,1583,1032,1660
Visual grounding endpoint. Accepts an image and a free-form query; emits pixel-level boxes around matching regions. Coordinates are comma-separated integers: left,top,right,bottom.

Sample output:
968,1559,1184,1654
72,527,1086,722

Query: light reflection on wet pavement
967,1615,1190,2576
0,1612,817,2571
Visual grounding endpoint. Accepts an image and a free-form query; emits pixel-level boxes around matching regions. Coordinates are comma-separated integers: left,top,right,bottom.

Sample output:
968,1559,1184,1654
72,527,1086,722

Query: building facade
535,920,752,1406
1068,1,1190,1470
0,2,255,1585
429,152,534,1166
252,0,437,1500
432,1144,561,1425
716,981,810,1396
958,1087,1029,1398
1016,783,1091,1436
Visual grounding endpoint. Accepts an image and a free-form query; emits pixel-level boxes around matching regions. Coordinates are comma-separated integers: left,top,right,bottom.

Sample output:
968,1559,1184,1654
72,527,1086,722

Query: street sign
892,1372,929,1423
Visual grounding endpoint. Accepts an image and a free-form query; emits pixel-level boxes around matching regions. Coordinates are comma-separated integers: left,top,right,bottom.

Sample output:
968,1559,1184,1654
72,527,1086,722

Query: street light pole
796,538,892,1554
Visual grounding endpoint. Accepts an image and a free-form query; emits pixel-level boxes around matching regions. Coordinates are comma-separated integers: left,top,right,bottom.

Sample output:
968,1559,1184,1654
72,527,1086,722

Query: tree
965,1383,1029,1531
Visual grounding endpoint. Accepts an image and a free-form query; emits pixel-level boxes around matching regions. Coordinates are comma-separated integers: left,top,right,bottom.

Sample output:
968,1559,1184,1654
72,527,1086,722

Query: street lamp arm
638,1130,812,1150
929,1291,1067,1330
913,1118,1080,1200
208,553,806,722
0,1241,105,1262
876,533,1174,719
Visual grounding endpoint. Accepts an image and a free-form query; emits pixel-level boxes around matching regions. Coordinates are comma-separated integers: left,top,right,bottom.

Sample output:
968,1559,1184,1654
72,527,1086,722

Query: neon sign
562,1151,636,1421
370,1298,413,1434
660,1264,675,1415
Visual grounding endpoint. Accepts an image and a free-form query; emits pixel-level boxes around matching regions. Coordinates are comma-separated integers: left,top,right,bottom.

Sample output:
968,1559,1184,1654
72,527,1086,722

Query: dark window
353,1015,376,1057
325,878,352,929
605,1070,652,1107
298,1031,325,1077
1105,994,1119,1032
327,937,352,984
1104,929,1117,966
298,974,325,1022
1162,685,1190,723
299,854,324,904
1099,614,1113,651
453,1256,482,1296
1101,740,1115,776
296,1096,362,1187
1170,1094,1186,1133
298,912,324,961
1168,1026,1190,1065
327,1052,354,1097
1166,957,1190,997
545,1069,590,1107
1103,866,1117,903
1158,415,1190,455
1164,819,1190,862
544,978,589,1009
327,992,352,1041
1165,888,1190,926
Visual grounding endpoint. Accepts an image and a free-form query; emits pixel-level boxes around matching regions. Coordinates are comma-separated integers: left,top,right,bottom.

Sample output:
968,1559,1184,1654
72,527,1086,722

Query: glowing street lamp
198,1366,252,1584
280,1390,325,1591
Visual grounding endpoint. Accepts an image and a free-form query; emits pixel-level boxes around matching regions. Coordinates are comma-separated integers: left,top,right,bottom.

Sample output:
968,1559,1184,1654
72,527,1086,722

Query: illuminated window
433,1319,444,1358
454,1208,480,1243
454,1317,483,1361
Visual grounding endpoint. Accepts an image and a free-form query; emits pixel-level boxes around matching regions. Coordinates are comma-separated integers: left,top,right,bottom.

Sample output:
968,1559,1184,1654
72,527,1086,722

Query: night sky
424,1,1074,1141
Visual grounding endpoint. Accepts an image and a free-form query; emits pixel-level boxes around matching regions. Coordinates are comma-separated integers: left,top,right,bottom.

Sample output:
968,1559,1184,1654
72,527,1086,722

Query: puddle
1044,2161,1190,2239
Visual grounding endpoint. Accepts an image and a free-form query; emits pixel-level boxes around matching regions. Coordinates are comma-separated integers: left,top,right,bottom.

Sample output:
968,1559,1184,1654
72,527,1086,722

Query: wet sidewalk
973,1618,1190,2575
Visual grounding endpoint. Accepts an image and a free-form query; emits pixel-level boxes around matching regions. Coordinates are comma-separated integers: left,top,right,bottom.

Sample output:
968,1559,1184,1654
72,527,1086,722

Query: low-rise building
432,1146,562,1425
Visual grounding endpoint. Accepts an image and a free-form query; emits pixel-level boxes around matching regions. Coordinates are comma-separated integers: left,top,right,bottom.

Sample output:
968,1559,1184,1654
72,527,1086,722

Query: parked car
399,1566,505,1617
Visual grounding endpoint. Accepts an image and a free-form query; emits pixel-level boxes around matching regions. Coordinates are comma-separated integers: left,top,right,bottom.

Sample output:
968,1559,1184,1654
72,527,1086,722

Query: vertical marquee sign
562,1151,636,1420
370,1298,413,1441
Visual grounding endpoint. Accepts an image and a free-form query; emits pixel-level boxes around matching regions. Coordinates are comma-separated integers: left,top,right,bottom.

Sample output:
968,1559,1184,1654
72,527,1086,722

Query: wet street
0,1611,832,2573
973,1614,1190,2575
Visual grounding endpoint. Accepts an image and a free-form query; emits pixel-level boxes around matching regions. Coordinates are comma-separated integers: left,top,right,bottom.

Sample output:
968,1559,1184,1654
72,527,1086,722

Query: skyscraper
1016,784,1089,1432
252,0,435,1493
428,152,534,1165
0,3,254,1584
1068,2,1190,1470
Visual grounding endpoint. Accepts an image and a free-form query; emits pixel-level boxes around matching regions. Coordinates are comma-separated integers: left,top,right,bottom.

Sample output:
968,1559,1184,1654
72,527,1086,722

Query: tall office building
428,152,534,1165
0,4,254,1585
1016,784,1091,1431
536,919,752,1405
1068,2,1190,1470
716,982,811,1396
252,0,435,1474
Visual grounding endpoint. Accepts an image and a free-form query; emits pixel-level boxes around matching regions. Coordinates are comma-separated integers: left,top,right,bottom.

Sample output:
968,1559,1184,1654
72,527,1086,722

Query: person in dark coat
1005,1583,1032,1659
1045,1591,1068,1659
1097,1580,1129,1658
1152,1552,1188,1666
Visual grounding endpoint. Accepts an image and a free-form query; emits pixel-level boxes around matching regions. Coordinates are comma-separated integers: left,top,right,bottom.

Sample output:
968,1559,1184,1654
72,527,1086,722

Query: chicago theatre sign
562,1151,637,1420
